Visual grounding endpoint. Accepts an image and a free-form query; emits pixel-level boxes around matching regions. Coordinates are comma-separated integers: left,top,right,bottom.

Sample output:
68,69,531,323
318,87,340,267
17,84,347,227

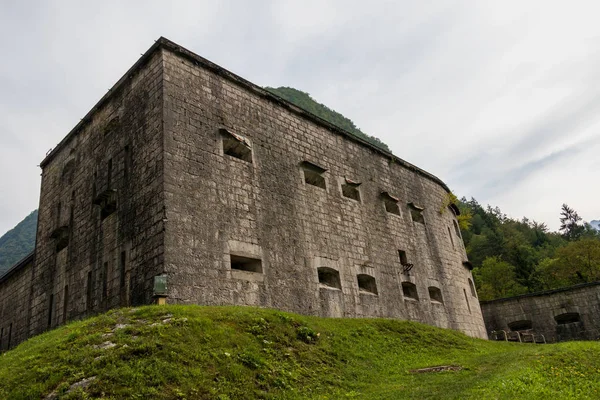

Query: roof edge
40,36,451,193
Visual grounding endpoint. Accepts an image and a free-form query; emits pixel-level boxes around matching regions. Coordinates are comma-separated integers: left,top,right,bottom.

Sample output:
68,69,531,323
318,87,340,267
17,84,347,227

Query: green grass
1,306,599,399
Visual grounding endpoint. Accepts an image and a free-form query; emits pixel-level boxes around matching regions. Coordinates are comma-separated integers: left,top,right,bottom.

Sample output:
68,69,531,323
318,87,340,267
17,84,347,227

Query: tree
472,257,528,300
559,203,584,241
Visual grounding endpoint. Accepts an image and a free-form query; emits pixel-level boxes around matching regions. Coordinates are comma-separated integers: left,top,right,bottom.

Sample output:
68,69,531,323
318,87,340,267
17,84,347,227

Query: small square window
220,128,252,163
408,202,425,224
402,282,419,300
341,178,361,202
318,267,341,289
301,161,326,189
381,192,400,215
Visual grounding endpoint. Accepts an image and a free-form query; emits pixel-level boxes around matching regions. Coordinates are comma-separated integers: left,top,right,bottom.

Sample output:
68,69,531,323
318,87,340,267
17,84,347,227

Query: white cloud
1,0,599,235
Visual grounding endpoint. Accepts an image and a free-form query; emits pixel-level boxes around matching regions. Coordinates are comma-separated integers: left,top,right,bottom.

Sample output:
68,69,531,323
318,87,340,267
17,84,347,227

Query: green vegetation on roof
1,305,599,399
265,86,391,152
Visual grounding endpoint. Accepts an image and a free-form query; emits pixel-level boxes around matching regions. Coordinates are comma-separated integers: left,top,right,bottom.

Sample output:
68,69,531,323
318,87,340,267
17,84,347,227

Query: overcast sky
1,0,599,235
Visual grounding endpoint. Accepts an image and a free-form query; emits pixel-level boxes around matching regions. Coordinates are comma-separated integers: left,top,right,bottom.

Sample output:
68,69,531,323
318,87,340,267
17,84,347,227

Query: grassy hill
0,209,37,275
1,306,599,399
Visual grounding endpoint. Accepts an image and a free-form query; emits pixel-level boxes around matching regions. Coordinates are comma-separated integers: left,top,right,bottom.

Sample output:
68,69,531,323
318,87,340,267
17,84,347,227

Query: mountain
0,210,38,275
265,86,391,152
590,220,600,231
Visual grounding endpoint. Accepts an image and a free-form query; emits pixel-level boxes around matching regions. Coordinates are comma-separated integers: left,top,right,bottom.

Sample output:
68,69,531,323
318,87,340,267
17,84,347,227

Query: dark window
468,279,477,297
56,202,62,227
221,128,252,162
408,203,425,224
428,286,443,303
357,274,378,295
318,267,341,289
402,282,418,300
230,255,263,273
120,251,127,289
107,159,113,188
398,250,408,265
508,320,533,331
86,271,93,311
341,179,361,202
102,262,108,300
47,293,54,328
63,285,69,323
554,313,581,325
463,289,471,314
124,145,131,179
301,161,326,189
448,227,455,248
453,220,461,238
382,192,400,215
61,159,75,184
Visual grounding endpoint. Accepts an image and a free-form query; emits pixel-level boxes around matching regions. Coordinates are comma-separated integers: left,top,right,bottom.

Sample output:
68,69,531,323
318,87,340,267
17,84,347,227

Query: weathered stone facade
481,282,600,342
0,37,487,349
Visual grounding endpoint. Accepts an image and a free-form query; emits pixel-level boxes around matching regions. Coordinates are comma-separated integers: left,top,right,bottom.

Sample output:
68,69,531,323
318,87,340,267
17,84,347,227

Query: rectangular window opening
463,289,471,314
120,251,127,289
398,250,409,266
107,158,113,189
318,267,341,289
86,271,93,311
63,285,69,323
408,203,425,224
381,192,400,215
102,262,108,300
453,220,462,239
301,161,326,189
221,129,252,163
428,286,443,303
357,274,378,295
124,145,131,178
47,294,54,328
230,255,263,273
448,227,455,249
402,282,419,300
341,182,361,202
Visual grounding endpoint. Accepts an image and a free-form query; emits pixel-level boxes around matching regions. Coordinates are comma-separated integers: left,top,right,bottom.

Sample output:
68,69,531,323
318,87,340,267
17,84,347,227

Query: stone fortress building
0,38,487,350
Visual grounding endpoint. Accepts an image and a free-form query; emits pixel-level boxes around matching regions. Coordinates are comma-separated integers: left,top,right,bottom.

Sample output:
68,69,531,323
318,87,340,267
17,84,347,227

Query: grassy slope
1,306,599,399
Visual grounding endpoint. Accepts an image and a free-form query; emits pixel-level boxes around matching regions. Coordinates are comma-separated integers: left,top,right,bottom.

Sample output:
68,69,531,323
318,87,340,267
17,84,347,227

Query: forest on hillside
0,210,37,275
265,87,391,152
458,199,600,300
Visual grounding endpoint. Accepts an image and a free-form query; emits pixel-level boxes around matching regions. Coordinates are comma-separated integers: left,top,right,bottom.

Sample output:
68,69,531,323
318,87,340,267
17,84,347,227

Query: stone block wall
0,254,34,350
481,282,600,342
27,49,166,339
160,42,487,339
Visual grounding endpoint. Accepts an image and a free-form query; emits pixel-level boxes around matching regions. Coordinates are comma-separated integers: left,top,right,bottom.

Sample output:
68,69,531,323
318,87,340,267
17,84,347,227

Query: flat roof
40,37,451,192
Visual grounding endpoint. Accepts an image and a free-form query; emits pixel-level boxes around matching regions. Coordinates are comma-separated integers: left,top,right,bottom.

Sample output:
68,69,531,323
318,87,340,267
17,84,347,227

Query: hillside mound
1,305,599,399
